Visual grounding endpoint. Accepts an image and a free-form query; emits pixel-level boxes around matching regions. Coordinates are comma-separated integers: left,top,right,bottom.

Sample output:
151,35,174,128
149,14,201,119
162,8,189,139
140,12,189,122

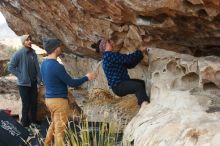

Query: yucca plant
65,113,123,146
26,111,124,146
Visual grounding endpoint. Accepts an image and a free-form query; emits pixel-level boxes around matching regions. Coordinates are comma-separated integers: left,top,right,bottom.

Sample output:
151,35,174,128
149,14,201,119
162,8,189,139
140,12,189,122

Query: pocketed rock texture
60,47,220,145
123,48,220,146
0,0,220,146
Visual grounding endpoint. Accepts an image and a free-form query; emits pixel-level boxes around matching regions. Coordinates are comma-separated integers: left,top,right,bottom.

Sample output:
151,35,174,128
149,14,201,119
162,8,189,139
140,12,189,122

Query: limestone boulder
0,1,220,145
123,48,220,146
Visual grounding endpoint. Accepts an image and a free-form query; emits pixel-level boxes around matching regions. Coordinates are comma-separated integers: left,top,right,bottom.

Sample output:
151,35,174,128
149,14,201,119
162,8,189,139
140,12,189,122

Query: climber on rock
91,39,150,108
41,38,96,146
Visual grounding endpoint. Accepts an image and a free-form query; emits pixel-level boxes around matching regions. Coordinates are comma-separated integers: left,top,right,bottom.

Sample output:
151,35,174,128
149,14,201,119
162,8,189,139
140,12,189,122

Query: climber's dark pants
112,79,150,105
18,82,38,127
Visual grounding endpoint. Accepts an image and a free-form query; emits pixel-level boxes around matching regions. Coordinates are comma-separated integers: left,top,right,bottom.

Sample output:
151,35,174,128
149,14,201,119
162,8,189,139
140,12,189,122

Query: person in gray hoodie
8,34,42,127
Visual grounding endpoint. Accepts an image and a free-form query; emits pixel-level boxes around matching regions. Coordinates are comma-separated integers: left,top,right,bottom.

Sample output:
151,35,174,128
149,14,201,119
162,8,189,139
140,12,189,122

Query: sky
0,12,17,38
0,12,6,24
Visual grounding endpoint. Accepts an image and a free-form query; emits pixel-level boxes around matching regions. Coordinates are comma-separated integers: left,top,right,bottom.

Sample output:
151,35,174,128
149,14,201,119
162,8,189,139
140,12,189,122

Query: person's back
94,39,150,107
102,51,130,88
41,38,96,146
41,59,68,98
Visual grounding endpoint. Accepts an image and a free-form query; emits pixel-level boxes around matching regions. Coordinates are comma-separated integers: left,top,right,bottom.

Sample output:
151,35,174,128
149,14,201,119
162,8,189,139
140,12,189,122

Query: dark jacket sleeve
125,50,144,69
56,64,88,87
8,52,21,77
106,50,143,68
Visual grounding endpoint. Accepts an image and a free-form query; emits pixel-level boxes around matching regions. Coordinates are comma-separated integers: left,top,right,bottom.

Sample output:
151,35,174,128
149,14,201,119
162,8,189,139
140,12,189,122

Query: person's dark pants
18,82,38,127
112,79,150,105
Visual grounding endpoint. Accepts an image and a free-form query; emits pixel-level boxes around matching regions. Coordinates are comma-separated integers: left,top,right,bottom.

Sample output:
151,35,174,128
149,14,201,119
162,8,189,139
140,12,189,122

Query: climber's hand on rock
86,72,96,81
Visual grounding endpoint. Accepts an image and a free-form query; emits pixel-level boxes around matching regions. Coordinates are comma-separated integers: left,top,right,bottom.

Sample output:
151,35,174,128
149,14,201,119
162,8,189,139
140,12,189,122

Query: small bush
65,118,122,146
26,112,124,146
0,61,10,76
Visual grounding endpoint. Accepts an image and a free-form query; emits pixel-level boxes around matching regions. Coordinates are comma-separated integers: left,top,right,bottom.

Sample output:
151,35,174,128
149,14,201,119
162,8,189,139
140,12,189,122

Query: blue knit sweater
41,59,88,98
102,50,143,88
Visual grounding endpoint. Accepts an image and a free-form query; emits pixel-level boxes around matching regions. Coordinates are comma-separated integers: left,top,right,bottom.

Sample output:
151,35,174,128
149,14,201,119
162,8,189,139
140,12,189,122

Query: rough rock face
1,1,220,146
0,0,220,58
61,47,220,145
123,48,220,146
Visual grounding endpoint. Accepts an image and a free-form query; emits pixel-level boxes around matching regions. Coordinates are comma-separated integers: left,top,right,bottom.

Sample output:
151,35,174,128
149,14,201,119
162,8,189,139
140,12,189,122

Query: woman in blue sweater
41,38,96,146
93,39,150,107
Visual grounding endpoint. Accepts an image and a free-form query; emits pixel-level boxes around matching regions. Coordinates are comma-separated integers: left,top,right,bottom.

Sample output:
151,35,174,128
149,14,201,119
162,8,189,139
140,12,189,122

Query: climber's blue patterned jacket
102,50,143,88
